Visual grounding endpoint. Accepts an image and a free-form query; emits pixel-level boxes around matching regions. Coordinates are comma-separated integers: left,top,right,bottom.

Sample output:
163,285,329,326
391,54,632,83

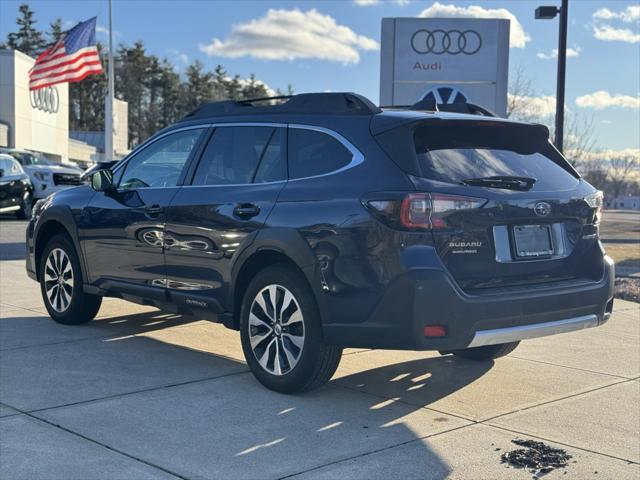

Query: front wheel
240,264,342,393
439,341,520,361
39,234,102,325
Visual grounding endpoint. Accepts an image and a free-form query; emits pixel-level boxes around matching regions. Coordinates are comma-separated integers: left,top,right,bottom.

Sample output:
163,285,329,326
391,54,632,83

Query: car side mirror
91,169,116,192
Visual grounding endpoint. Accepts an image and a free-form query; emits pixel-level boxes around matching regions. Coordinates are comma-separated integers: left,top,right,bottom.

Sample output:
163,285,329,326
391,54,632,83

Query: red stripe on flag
30,51,101,77
29,67,104,90
29,63,104,89
29,59,103,86
32,47,67,67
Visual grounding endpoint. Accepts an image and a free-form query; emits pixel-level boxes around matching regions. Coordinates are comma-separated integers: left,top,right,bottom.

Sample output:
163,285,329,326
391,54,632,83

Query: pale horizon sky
1,0,638,153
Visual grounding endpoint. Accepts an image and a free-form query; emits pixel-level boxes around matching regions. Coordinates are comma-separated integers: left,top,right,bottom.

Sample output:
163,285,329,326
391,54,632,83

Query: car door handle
233,203,260,218
144,204,164,216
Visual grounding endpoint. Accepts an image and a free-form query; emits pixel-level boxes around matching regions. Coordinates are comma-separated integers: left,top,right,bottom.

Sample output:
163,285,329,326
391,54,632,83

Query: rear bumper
322,255,615,350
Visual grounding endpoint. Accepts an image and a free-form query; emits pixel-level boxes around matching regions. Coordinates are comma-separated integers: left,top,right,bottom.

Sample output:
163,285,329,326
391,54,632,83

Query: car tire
15,192,32,219
439,341,520,361
39,234,102,325
240,264,342,393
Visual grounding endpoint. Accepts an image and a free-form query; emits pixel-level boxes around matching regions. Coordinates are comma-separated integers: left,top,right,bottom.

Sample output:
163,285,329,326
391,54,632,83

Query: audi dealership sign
380,18,510,116
30,86,60,114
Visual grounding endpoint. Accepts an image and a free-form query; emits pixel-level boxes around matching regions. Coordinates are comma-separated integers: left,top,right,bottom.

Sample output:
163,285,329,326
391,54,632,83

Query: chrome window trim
113,122,365,188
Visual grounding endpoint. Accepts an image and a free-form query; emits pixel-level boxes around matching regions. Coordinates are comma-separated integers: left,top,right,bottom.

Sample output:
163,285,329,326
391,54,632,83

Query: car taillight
365,193,486,230
585,191,603,224
400,193,485,229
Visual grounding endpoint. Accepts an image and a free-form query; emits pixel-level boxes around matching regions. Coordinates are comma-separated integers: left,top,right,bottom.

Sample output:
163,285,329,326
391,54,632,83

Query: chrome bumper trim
467,314,599,348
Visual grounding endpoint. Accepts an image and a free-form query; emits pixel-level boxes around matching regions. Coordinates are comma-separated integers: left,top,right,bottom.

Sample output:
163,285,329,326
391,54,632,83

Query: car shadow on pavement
1,305,496,478
0,242,26,261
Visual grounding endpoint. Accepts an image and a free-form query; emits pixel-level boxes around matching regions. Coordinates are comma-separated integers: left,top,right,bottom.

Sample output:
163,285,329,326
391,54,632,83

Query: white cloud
593,6,640,23
592,24,640,43
508,94,556,117
353,0,411,5
582,148,640,163
231,76,277,97
537,45,580,60
592,6,640,43
575,91,640,110
198,8,379,65
95,25,122,39
166,48,189,66
417,2,530,48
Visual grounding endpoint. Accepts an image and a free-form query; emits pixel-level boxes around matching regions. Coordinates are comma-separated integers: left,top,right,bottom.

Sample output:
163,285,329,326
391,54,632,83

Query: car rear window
375,120,579,191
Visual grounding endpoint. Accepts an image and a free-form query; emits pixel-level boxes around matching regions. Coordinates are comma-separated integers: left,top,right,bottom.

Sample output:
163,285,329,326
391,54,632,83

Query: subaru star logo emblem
534,202,552,217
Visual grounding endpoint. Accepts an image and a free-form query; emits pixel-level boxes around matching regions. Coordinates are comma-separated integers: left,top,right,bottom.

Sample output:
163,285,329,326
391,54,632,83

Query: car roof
154,92,543,142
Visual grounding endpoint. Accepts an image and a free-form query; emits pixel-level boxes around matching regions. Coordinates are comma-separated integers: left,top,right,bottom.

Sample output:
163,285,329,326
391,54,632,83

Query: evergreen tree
48,18,64,43
5,4,46,57
182,60,215,113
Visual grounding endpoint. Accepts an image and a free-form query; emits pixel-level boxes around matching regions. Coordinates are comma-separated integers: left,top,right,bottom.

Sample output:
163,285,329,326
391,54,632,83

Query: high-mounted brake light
399,193,486,229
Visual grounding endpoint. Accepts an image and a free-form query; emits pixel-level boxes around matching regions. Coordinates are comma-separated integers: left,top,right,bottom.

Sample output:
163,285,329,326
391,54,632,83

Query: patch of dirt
615,277,640,303
501,439,572,477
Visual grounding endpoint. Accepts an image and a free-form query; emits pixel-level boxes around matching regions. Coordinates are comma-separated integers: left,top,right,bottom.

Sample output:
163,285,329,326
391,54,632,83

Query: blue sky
1,0,638,152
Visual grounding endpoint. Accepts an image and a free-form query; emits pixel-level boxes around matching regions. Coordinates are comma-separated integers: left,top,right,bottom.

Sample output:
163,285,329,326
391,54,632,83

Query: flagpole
104,0,114,161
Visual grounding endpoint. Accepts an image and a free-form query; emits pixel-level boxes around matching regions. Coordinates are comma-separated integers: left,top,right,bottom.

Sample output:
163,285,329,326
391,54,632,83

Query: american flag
29,17,103,90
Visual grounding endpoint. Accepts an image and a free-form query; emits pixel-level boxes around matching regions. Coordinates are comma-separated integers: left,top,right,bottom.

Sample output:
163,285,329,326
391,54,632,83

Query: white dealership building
0,48,128,167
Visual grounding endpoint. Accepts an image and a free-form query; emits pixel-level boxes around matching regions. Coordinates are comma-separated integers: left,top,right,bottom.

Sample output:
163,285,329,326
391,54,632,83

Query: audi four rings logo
411,29,482,55
30,86,60,114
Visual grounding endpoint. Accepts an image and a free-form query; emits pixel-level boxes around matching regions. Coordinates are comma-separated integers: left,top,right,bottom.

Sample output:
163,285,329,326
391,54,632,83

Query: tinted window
193,126,285,185
288,129,353,179
9,151,52,166
119,129,204,190
413,123,578,191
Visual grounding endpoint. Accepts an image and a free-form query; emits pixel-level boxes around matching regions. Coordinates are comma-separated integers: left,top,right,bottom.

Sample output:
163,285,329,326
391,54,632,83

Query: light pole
104,0,115,161
535,0,569,153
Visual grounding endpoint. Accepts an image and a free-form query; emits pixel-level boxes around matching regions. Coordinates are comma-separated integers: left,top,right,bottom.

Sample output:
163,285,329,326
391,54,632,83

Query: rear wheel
15,192,32,219
439,341,520,361
240,265,342,393
39,234,102,325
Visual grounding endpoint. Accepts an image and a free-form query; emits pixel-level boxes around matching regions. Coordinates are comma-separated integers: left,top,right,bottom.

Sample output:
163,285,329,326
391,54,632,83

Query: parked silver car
0,148,83,201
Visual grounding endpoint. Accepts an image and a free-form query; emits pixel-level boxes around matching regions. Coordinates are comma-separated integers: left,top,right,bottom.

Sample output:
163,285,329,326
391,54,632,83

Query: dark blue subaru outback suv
26,93,614,393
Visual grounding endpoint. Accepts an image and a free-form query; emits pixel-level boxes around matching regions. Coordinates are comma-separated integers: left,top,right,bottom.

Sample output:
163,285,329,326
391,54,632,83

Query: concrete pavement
1,218,639,479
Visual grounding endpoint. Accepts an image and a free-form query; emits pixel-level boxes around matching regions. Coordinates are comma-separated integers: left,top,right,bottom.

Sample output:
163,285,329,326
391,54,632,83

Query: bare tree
507,65,597,169
608,154,640,200
507,64,536,120
554,113,598,169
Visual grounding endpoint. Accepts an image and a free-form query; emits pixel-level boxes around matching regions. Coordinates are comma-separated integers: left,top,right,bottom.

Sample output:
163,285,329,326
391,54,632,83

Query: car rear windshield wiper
460,176,536,191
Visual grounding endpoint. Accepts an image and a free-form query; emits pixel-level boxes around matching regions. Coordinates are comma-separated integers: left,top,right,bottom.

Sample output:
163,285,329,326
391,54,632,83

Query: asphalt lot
0,217,639,479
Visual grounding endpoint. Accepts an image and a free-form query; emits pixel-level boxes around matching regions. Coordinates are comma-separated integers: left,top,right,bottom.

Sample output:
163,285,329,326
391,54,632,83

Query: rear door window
288,128,353,179
193,126,286,185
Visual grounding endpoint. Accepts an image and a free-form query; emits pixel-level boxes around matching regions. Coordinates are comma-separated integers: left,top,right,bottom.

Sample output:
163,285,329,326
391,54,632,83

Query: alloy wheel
44,248,74,312
248,284,305,376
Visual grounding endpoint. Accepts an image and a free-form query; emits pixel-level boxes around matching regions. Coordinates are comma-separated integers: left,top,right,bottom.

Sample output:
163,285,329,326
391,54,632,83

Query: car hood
23,164,82,175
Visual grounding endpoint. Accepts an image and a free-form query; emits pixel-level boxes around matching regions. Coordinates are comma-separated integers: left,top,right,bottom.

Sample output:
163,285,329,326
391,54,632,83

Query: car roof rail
382,99,498,117
181,92,382,120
